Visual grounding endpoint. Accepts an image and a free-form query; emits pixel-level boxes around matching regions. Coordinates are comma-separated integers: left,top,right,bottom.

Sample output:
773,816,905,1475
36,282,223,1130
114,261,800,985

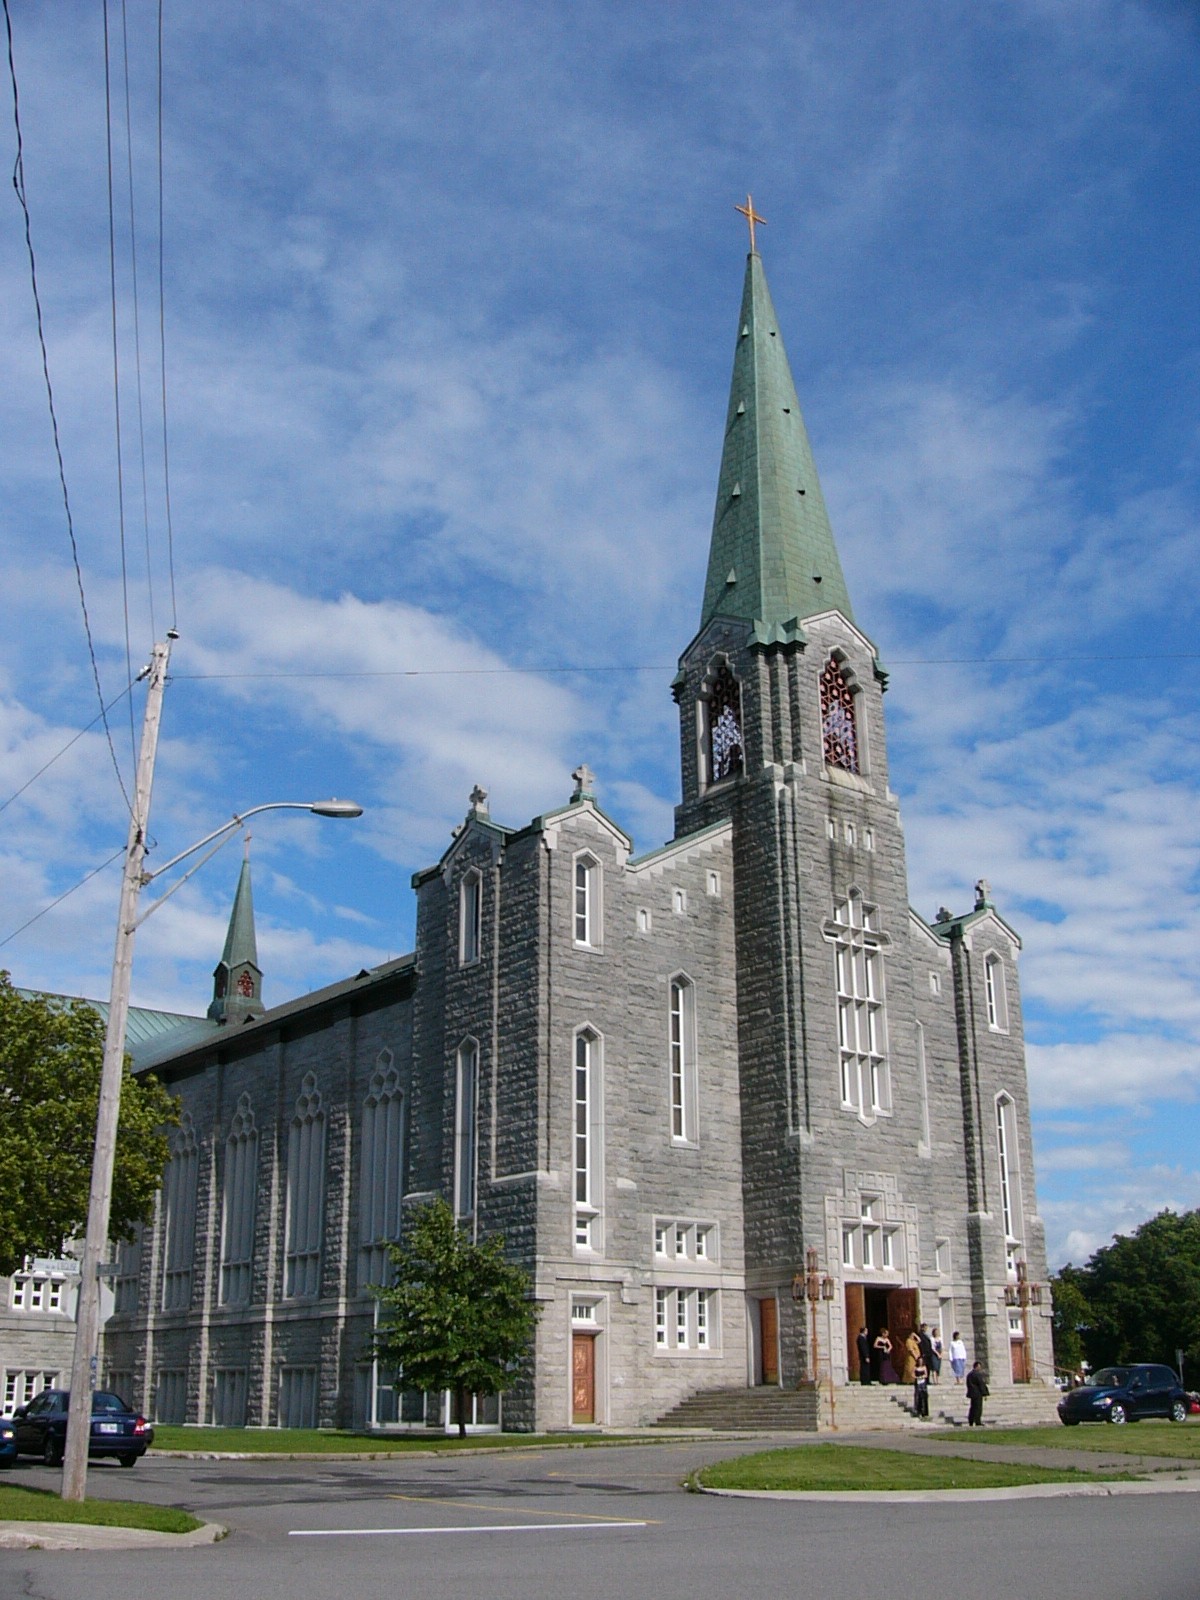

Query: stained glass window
820,656,859,772
707,661,743,782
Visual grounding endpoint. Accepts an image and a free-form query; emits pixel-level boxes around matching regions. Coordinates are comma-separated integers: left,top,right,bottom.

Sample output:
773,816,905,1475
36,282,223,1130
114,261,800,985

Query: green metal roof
218,855,258,971
16,990,200,1046
700,251,854,640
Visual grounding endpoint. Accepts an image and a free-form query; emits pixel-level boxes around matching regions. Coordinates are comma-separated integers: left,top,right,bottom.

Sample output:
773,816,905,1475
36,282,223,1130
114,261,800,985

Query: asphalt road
2,1441,1198,1600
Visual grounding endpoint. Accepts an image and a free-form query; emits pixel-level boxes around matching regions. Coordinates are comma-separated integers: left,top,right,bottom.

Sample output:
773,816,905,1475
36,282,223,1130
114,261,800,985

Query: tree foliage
1052,1210,1200,1380
0,972,178,1276
373,1198,539,1436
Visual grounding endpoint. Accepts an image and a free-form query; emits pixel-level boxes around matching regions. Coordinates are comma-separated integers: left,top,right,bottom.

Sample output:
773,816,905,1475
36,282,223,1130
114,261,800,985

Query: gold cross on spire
735,193,766,253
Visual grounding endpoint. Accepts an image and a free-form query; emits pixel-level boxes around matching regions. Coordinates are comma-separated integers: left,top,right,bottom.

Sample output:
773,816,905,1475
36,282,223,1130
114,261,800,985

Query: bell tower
208,841,265,1025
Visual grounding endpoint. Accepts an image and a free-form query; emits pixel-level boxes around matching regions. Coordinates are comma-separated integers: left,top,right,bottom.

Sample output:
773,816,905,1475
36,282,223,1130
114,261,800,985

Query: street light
792,1246,836,1424
61,635,364,1501
1003,1258,1043,1384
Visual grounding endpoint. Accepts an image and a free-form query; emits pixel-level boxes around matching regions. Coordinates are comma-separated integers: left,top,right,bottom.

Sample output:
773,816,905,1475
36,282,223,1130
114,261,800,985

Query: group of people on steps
854,1325,988,1423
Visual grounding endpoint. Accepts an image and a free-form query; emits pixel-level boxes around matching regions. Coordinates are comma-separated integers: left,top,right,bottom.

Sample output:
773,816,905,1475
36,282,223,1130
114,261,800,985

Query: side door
1146,1367,1177,1418
1124,1370,1151,1419
15,1391,49,1453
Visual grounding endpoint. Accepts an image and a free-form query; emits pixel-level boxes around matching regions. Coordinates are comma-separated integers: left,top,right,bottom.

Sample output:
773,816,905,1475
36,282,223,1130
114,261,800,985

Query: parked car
0,1416,17,1467
1057,1364,1189,1426
12,1389,153,1467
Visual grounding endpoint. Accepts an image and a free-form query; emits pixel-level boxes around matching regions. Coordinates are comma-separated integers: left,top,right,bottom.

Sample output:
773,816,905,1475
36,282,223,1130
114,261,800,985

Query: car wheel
118,1454,137,1468
1108,1403,1128,1425
42,1435,63,1467
1170,1401,1188,1423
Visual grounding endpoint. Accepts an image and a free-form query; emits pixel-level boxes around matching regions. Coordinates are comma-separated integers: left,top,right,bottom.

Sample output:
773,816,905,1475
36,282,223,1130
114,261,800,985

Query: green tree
1069,1210,1200,1379
0,972,178,1276
373,1198,539,1437
1049,1264,1092,1375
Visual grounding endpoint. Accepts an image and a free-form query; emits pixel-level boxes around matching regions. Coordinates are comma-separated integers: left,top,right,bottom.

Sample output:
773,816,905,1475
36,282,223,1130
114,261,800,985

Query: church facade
104,247,1051,1431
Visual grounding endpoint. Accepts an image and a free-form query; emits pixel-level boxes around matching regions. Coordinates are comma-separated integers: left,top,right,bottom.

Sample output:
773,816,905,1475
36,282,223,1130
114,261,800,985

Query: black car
12,1388,153,1467
1057,1364,1189,1426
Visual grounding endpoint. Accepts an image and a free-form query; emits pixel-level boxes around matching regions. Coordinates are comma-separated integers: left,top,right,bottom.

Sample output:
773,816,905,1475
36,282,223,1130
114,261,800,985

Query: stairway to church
653,1381,1063,1432
831,1380,1063,1431
652,1385,820,1431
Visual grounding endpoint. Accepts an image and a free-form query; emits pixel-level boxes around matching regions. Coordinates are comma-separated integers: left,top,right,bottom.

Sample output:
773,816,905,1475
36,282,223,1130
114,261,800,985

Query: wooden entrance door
1010,1338,1029,1383
572,1332,596,1423
759,1297,779,1386
886,1287,918,1349
845,1283,866,1381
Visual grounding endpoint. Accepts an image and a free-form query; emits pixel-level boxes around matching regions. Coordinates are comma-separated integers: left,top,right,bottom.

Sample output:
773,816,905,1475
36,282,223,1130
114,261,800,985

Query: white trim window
831,891,890,1119
669,976,698,1144
220,1094,258,1305
573,854,601,948
360,1053,405,1286
455,1041,479,1221
161,1114,198,1311
655,1288,669,1347
654,1287,720,1353
459,870,482,965
573,1028,603,1252
285,1074,326,1299
985,952,1009,1032
996,1094,1023,1263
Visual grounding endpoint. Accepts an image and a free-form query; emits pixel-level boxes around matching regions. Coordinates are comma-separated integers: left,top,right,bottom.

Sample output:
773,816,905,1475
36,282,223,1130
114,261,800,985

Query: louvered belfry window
708,660,744,782
820,655,859,772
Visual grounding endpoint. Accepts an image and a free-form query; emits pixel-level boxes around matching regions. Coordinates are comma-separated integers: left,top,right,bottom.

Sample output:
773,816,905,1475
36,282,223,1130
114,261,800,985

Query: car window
91,1393,125,1413
1151,1367,1177,1387
1091,1368,1129,1387
25,1394,49,1416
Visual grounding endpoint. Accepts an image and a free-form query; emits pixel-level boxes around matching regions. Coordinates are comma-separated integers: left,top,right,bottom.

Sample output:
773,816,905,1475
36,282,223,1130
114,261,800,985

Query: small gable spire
208,838,264,1025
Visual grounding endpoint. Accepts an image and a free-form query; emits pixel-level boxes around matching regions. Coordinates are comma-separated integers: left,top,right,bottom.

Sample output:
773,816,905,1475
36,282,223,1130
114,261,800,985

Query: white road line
289,1521,648,1538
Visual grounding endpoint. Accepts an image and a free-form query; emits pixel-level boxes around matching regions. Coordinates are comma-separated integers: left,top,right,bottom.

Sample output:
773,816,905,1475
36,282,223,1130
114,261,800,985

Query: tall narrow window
455,1042,478,1220
161,1115,198,1311
459,871,482,965
820,655,859,773
996,1095,1023,1254
830,891,889,1119
220,1094,258,1305
573,1029,602,1251
360,1053,405,1285
985,953,1009,1031
112,1228,141,1314
573,855,601,947
669,976,698,1143
706,659,744,783
285,1074,325,1298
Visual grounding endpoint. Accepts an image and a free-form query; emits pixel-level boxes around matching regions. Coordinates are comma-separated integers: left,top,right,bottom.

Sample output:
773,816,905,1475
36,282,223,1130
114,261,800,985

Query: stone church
104,243,1051,1432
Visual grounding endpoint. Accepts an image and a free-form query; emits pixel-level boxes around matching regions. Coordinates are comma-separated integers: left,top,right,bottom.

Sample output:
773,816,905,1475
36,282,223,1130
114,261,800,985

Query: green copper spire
208,843,264,1024
700,250,854,641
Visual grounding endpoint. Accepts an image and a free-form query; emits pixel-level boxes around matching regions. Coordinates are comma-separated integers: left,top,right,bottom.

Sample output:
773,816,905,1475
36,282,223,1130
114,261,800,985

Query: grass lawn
696,1445,1136,1493
0,1482,201,1533
151,1426,654,1454
929,1422,1200,1460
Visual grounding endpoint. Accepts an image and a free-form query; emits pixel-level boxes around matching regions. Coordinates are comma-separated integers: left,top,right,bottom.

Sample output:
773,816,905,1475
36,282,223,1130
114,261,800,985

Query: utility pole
62,633,174,1502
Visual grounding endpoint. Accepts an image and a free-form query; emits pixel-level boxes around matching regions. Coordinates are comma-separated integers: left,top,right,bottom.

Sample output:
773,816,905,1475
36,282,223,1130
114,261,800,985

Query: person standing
900,1327,921,1386
856,1325,872,1385
913,1355,930,1419
966,1360,989,1426
872,1326,892,1384
929,1327,944,1383
950,1330,968,1384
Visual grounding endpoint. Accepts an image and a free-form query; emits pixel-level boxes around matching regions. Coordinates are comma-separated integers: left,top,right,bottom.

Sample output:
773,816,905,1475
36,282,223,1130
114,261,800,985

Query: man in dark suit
966,1361,989,1426
856,1325,872,1385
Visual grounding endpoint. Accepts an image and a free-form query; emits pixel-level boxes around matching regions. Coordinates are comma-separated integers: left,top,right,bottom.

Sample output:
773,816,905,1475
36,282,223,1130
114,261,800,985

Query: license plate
96,1422,119,1434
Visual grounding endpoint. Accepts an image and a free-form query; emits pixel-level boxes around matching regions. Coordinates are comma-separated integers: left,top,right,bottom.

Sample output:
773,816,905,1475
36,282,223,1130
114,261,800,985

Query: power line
169,652,1200,682
3,0,132,815
102,0,137,773
0,847,125,952
156,0,177,632
0,681,136,818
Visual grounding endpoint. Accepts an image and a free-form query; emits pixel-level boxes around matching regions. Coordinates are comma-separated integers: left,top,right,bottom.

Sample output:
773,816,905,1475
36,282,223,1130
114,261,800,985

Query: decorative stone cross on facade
735,193,766,252
974,878,992,910
571,764,596,802
469,784,489,816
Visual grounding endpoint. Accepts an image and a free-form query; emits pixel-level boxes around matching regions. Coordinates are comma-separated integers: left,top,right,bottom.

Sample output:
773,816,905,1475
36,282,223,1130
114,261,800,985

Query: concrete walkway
0,1518,225,1551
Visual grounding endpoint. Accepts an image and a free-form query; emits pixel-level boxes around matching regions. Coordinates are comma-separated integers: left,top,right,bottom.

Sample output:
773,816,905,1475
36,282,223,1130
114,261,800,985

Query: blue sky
1,1,1197,1267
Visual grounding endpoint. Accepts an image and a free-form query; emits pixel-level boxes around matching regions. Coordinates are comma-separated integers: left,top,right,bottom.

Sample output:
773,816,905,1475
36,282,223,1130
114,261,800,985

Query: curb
699,1474,1200,1504
0,1518,227,1551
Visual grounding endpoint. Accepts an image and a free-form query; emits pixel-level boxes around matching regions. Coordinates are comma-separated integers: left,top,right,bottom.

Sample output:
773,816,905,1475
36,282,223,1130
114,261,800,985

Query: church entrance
845,1284,919,1382
571,1332,596,1423
758,1296,780,1385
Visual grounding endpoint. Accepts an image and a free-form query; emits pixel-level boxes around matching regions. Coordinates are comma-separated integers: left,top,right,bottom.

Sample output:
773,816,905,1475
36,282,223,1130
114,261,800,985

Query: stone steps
653,1386,820,1431
653,1381,1062,1433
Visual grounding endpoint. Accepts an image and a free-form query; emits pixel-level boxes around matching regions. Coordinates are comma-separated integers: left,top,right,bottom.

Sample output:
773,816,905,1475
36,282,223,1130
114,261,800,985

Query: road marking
386,1491,657,1524
289,1521,648,1537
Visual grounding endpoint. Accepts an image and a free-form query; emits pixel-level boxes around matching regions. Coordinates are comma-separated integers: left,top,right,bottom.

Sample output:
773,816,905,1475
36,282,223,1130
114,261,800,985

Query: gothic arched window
220,1094,258,1305
820,655,859,773
285,1073,325,1298
707,661,744,784
162,1114,198,1311
360,1053,405,1286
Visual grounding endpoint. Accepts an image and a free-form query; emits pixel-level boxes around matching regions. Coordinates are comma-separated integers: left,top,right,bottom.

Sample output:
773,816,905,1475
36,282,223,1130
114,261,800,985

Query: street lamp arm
140,799,364,885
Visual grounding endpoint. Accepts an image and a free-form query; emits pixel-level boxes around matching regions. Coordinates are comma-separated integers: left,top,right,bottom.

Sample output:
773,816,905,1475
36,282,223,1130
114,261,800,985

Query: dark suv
1057,1364,1189,1426
12,1389,152,1466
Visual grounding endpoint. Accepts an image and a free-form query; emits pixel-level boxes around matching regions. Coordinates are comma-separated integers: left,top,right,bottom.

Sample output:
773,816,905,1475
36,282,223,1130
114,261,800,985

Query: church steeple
208,842,264,1025
700,247,854,642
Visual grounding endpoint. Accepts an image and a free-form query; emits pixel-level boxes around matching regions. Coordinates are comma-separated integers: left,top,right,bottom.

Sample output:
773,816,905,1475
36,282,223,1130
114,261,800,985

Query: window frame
454,1040,479,1223
459,870,482,966
668,974,699,1145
